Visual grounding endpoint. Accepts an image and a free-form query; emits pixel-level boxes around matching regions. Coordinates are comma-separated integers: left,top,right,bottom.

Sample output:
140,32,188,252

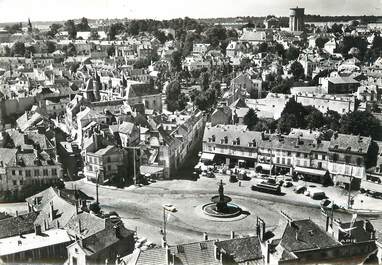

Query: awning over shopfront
335,175,352,184
256,163,273,171
361,181,382,193
200,153,215,161
294,167,328,176
140,165,164,176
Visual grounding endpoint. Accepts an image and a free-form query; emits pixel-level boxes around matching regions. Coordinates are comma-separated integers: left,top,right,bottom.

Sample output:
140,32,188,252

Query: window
318,162,322,169
345,156,351,164
356,158,362,166
19,170,22,175
13,180,17,185
276,157,280,164
287,151,291,156
304,154,308,158
333,154,339,162
72,257,78,265
20,179,23,185
52,169,57,176
314,154,318,159
287,159,291,165
107,157,111,163
34,170,40,176
88,157,92,163
25,170,31,177
322,155,326,160
296,153,301,158
12,170,15,176
107,165,111,171
43,169,49,176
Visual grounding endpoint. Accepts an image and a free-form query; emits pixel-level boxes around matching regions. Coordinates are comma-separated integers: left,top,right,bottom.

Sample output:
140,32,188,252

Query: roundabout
198,180,249,221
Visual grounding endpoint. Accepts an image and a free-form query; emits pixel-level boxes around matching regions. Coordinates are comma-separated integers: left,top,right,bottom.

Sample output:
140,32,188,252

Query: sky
0,0,381,23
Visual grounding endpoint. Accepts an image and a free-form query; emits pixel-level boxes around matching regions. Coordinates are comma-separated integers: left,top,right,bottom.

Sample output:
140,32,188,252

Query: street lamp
162,204,177,245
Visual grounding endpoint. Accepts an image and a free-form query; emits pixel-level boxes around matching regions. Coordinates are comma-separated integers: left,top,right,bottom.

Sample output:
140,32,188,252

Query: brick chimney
34,224,42,236
49,201,54,221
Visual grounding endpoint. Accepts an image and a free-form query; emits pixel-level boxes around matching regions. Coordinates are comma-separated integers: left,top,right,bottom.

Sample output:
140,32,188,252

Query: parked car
294,185,307,194
283,181,293,188
229,174,238,183
163,204,177,212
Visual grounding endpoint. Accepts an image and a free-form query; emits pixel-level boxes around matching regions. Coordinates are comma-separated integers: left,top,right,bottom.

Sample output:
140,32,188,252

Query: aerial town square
1,0,382,264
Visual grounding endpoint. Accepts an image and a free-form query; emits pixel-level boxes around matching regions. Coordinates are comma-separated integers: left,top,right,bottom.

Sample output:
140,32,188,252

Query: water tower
289,7,305,32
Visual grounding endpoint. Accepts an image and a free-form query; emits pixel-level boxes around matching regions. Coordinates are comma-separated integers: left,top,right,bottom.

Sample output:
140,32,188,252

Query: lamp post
162,204,176,245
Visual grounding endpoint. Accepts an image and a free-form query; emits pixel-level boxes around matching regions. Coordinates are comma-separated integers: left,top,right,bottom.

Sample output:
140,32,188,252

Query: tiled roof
133,248,168,265
329,134,371,154
0,212,39,239
169,240,219,265
64,212,106,239
280,219,340,253
81,225,134,256
215,236,263,263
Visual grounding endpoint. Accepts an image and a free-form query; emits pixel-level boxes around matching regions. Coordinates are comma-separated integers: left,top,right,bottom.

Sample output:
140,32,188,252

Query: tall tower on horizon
289,7,305,32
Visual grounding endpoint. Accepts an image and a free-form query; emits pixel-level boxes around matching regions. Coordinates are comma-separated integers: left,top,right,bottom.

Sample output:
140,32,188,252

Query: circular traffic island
202,202,242,218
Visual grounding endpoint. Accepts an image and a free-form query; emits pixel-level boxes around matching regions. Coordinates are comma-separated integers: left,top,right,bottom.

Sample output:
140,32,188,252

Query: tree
199,71,210,90
107,23,124,41
5,23,22,34
64,20,77,39
153,30,167,44
89,28,100,40
315,37,329,49
106,45,115,57
12,41,25,56
63,43,76,57
77,17,91,31
24,45,36,58
170,50,182,72
165,80,187,112
243,108,258,130
210,81,221,98
205,25,227,47
281,98,306,128
304,107,325,129
47,23,62,38
272,78,293,94
286,46,300,61
127,20,140,36
45,41,56,53
340,111,382,140
258,42,268,53
277,113,298,134
290,61,304,80
324,110,341,130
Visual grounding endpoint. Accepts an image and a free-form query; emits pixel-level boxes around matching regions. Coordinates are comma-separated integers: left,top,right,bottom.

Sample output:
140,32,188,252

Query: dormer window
334,145,338,149
346,147,351,152
252,140,256,147
211,135,216,142
236,138,240,145
224,136,228,144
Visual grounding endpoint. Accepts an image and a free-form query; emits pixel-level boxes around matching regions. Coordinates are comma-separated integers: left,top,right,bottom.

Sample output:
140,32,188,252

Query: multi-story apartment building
0,147,62,201
84,145,130,184
328,133,372,188
202,126,372,186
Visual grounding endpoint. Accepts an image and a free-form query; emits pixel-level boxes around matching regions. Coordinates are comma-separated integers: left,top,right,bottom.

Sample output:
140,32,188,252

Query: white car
163,204,177,212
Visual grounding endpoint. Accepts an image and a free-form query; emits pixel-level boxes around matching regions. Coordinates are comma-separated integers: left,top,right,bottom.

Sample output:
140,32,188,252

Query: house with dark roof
123,234,265,265
328,133,372,189
270,218,377,264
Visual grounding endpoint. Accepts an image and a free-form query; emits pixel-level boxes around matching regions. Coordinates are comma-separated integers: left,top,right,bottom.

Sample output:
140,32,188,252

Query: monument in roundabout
202,180,243,218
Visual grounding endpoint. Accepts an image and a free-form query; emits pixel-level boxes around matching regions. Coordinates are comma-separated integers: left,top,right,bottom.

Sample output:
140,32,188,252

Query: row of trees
242,98,382,141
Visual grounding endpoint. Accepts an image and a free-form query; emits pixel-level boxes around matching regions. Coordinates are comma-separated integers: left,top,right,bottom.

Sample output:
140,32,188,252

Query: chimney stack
230,231,235,239
266,241,271,264
34,224,42,236
49,201,54,221
78,218,82,233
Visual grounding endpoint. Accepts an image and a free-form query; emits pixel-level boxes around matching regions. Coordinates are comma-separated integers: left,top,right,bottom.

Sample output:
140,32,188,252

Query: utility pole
163,207,167,243
96,169,99,204
347,166,354,209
